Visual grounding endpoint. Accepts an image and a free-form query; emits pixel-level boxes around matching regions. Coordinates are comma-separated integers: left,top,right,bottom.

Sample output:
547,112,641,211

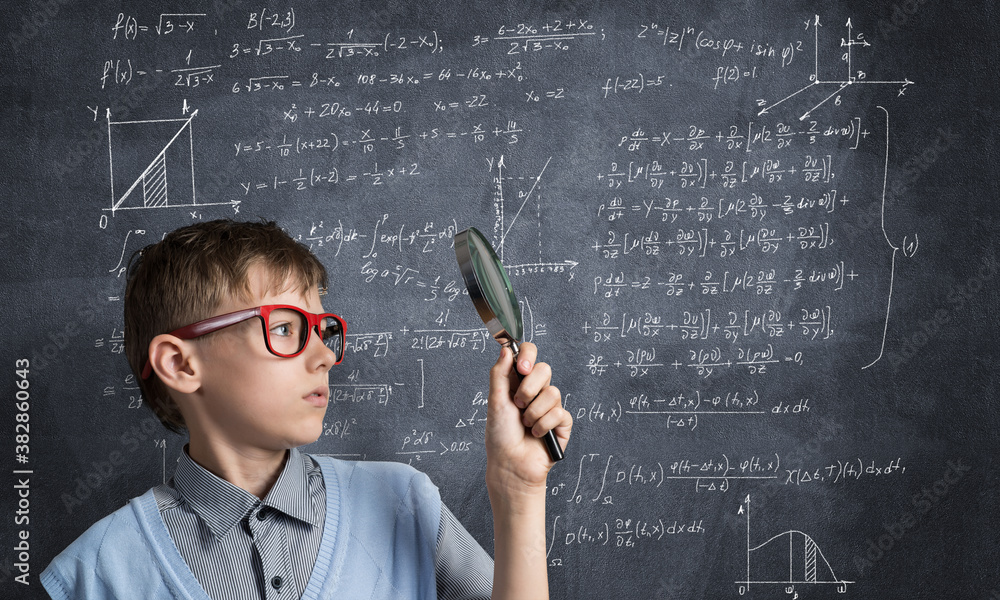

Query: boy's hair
124,219,328,433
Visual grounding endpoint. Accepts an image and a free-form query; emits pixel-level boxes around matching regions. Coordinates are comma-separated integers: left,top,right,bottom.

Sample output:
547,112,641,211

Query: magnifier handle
508,341,565,462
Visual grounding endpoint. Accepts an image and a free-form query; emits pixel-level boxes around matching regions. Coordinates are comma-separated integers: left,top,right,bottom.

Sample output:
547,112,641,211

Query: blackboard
3,0,998,598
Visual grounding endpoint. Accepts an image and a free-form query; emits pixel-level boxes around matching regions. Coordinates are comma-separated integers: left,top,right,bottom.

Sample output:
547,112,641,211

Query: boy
41,220,572,599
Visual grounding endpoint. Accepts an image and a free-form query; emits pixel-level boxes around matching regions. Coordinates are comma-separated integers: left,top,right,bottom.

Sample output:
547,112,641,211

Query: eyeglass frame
140,304,346,379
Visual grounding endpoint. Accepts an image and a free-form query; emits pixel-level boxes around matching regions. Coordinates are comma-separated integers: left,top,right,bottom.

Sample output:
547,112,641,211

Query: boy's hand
485,342,572,497
485,342,569,599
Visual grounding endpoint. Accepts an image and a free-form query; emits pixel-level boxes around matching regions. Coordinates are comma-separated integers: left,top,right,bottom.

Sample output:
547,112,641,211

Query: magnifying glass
455,227,564,462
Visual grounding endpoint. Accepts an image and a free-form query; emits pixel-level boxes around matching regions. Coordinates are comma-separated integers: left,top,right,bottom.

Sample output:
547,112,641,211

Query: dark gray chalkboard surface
2,0,998,598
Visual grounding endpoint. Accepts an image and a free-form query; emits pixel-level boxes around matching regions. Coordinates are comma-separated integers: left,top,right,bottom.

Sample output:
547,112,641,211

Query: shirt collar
172,446,321,539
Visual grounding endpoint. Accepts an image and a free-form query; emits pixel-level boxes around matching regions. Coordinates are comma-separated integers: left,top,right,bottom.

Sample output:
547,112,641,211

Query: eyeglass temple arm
171,307,263,339
141,307,263,379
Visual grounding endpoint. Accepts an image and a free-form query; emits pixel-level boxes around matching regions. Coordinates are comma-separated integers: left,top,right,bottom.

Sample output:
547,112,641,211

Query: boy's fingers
520,385,560,425
515,342,538,376
489,346,515,399
513,362,552,408
529,404,573,440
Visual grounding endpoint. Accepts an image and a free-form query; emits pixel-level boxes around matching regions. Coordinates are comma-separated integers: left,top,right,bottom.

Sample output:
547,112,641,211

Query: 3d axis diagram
757,15,913,120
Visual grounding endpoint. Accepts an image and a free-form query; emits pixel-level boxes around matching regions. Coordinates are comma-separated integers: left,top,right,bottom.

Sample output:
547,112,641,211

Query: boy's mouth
305,386,329,406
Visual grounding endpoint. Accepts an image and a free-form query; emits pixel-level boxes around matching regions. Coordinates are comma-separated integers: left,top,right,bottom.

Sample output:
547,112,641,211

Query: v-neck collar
130,454,343,600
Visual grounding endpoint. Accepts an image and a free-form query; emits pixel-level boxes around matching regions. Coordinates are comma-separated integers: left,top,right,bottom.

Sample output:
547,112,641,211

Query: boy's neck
185,437,289,499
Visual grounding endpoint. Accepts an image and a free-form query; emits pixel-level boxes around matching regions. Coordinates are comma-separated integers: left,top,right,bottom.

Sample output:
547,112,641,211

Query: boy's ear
147,334,201,394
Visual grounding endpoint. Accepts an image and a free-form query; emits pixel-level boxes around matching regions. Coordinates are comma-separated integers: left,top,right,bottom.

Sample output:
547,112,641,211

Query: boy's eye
270,322,294,337
267,308,306,346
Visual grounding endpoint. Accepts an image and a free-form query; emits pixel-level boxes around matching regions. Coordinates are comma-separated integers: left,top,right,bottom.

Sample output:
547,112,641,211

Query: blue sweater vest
41,456,442,599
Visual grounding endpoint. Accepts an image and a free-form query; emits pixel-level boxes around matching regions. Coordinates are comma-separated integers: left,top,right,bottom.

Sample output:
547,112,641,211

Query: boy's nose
306,326,338,370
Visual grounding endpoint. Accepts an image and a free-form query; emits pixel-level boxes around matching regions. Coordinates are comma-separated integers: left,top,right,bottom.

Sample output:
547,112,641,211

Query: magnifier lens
468,231,523,341
455,227,563,462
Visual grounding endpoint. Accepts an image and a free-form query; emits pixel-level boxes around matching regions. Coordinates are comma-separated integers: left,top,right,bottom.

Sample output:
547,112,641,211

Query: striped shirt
152,447,493,600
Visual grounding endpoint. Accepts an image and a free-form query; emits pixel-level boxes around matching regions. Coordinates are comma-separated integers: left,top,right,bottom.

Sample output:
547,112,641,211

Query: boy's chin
295,418,325,446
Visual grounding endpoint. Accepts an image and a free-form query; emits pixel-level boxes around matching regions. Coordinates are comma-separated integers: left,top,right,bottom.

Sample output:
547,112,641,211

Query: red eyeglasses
141,305,346,379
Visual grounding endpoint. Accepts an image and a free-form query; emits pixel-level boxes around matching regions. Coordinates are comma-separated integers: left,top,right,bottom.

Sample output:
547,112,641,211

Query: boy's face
187,265,336,453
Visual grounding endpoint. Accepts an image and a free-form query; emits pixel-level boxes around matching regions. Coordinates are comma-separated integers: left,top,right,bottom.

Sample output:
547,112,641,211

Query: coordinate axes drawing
105,108,239,216
757,15,913,120
736,494,853,596
489,154,578,280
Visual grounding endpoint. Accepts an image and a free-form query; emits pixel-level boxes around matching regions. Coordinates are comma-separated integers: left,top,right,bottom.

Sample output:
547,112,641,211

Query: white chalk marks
863,106,918,370
736,494,853,596
488,154,578,281
757,16,913,121
105,108,238,215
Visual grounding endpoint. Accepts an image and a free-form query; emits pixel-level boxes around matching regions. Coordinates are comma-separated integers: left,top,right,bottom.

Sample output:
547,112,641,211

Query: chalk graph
736,494,853,595
489,154,578,280
758,15,913,120
105,109,239,216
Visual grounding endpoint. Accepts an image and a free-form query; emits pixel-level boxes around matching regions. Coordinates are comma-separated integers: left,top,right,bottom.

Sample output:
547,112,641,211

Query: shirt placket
246,504,296,600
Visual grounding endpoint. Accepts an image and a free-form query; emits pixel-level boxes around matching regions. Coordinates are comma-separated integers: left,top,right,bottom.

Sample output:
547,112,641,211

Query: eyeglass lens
265,308,343,360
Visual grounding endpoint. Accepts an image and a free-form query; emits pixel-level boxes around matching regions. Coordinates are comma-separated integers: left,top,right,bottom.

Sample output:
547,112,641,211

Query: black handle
541,429,564,462
508,340,564,462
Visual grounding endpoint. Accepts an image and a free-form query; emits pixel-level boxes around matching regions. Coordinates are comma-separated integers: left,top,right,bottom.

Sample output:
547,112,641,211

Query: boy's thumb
489,346,514,397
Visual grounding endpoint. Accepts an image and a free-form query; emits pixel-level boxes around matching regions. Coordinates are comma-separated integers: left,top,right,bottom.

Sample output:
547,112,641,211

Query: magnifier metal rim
454,227,563,462
454,227,522,344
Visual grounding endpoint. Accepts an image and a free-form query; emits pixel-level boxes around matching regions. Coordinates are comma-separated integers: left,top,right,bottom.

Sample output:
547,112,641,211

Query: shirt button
271,575,283,590
257,508,269,521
